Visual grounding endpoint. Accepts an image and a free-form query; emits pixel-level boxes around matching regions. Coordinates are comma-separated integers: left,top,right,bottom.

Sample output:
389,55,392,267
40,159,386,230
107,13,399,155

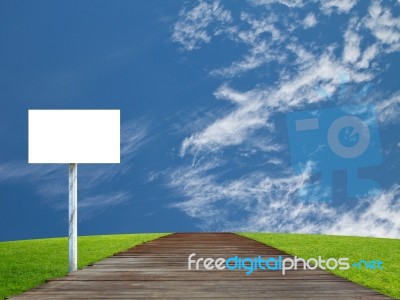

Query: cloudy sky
0,0,399,241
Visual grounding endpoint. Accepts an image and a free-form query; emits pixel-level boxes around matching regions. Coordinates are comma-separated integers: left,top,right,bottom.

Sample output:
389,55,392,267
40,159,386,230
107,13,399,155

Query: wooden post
68,163,78,272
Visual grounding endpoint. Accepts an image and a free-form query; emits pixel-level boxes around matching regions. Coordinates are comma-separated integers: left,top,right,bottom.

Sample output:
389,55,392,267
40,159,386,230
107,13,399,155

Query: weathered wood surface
9,233,390,299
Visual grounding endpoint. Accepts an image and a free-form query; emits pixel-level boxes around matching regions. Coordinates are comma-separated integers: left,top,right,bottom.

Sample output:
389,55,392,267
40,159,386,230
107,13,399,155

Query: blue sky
0,0,399,241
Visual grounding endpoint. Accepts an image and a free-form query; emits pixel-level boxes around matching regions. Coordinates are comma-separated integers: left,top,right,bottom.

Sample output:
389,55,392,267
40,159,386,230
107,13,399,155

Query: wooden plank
8,233,391,299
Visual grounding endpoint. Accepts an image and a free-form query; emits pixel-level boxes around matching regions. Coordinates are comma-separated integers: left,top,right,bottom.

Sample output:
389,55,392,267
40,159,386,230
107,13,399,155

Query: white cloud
180,85,268,155
238,12,282,43
286,43,314,65
303,13,317,28
321,0,358,14
181,46,373,155
267,158,284,166
120,119,150,160
211,13,284,77
342,19,362,64
171,0,232,51
169,0,400,237
365,1,400,52
248,0,305,8
181,49,373,155
356,44,378,69
210,40,278,77
168,160,305,229
375,91,400,125
326,186,400,238
341,15,388,70
168,159,400,238
272,52,372,107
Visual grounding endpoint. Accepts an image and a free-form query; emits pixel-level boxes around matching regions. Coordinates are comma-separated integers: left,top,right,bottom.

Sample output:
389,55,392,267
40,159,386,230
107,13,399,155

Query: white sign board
29,110,120,163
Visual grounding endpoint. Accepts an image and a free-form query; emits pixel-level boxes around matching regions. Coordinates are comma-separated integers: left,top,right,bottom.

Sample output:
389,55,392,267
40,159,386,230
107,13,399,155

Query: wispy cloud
180,85,269,155
364,1,400,53
210,12,285,77
0,162,63,183
181,49,373,155
177,3,389,156
238,183,400,238
342,18,362,64
303,13,317,28
169,0,400,237
78,191,131,220
375,91,400,125
326,185,400,237
356,44,378,69
168,159,400,237
337,2,400,70
121,119,150,159
320,0,358,14
171,0,232,51
248,0,305,8
210,41,281,77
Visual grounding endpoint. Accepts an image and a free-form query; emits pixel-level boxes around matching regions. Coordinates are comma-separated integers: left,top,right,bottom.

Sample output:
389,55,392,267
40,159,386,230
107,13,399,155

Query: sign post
28,109,120,272
68,163,78,272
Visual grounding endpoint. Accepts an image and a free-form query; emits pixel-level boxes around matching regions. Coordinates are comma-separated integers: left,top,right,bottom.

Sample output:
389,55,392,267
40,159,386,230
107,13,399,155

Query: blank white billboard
29,110,120,163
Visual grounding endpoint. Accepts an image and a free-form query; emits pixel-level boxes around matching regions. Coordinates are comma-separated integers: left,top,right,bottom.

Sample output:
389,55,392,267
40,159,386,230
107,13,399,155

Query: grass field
240,233,400,299
0,233,168,299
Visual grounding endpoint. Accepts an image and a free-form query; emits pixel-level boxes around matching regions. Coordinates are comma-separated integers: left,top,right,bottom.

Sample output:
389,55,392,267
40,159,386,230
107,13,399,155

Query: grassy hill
0,233,168,299
240,233,400,299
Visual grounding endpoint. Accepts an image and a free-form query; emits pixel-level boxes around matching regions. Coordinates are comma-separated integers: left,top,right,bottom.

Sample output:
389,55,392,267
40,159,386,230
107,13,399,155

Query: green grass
239,233,400,299
0,233,168,299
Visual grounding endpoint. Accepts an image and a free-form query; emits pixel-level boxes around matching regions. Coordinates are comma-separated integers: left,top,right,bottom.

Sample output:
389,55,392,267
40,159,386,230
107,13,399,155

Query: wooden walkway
10,233,390,299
